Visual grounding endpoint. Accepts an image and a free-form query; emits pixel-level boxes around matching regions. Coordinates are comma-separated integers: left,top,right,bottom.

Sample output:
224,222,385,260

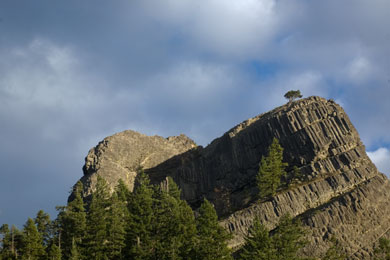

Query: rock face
79,130,196,196
74,96,390,259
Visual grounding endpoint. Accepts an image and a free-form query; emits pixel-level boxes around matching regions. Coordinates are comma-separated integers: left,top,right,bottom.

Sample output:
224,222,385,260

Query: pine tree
284,90,303,102
239,218,275,260
151,180,197,260
115,179,131,204
272,214,307,260
167,177,197,259
195,199,232,260
47,242,61,260
84,176,111,260
106,192,127,260
21,218,46,260
69,238,80,260
256,138,288,198
0,224,13,259
57,181,86,258
34,210,51,246
1,225,25,259
126,169,155,259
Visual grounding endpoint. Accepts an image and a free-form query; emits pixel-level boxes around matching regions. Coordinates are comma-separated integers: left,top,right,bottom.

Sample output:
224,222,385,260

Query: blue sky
1,0,389,226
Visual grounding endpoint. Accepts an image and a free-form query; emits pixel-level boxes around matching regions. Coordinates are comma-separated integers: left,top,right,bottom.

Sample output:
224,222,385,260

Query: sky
0,0,389,226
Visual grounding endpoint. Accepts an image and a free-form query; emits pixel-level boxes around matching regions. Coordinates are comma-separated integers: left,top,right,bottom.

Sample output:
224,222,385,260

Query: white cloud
138,0,291,58
1,38,94,110
367,147,390,175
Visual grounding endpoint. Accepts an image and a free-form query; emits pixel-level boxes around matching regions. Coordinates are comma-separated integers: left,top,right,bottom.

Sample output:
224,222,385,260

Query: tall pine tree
126,169,155,259
195,199,232,260
84,176,111,260
272,214,307,260
151,178,197,259
57,181,86,259
256,138,288,198
47,242,61,260
106,192,127,260
239,217,275,260
34,210,51,246
21,218,46,260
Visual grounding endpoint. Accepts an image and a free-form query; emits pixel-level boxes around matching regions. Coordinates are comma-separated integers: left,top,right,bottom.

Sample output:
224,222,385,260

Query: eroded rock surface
79,130,196,196
73,96,390,259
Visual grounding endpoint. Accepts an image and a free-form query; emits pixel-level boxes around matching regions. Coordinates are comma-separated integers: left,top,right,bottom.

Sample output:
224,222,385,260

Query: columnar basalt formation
74,96,390,259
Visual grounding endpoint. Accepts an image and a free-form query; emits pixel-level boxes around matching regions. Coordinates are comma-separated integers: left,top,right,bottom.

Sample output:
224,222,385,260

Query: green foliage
34,210,51,246
284,90,303,102
3,175,233,260
195,199,232,260
21,218,46,260
374,237,390,260
167,176,181,200
2,173,325,260
239,214,308,260
47,242,61,260
272,214,308,260
257,138,288,198
322,237,346,260
69,238,80,260
84,176,111,260
56,181,86,258
0,224,23,259
239,218,274,260
126,169,155,259
106,192,127,260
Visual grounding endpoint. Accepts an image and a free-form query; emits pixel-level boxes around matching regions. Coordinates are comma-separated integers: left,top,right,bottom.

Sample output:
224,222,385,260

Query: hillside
74,96,390,259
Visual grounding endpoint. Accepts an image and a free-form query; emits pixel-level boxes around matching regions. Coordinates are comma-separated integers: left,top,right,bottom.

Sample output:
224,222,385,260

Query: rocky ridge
74,96,390,259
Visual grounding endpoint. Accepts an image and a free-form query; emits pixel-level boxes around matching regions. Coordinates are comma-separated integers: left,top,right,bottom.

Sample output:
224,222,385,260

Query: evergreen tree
106,192,127,260
47,242,61,260
284,90,303,102
69,238,80,260
34,210,51,246
21,218,46,260
239,218,275,260
195,199,232,260
272,214,307,260
126,169,155,259
56,181,86,259
166,177,181,200
115,179,131,204
167,177,197,259
84,176,111,260
0,224,15,259
152,181,197,260
256,138,288,199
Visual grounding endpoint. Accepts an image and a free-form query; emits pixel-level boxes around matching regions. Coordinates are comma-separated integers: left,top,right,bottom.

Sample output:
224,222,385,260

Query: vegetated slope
73,96,390,259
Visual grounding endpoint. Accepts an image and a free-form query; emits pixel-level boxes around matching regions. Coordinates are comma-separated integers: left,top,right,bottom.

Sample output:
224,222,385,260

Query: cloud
1,0,390,226
367,147,390,175
137,0,295,59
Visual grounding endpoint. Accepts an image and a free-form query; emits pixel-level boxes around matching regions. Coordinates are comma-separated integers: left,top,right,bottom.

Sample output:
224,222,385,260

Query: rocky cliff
74,96,390,259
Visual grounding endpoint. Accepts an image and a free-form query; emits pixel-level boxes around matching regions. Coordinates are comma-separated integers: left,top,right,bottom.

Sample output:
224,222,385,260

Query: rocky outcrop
73,96,390,259
79,130,196,196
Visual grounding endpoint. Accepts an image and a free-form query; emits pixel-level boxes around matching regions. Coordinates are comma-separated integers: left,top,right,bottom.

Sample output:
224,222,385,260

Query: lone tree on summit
284,90,302,102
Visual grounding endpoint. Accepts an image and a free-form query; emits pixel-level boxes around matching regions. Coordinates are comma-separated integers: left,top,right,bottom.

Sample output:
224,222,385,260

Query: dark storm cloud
0,0,389,225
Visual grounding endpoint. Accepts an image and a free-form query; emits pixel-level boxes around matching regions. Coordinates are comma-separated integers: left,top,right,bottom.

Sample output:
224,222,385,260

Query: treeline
0,169,386,259
0,171,232,259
